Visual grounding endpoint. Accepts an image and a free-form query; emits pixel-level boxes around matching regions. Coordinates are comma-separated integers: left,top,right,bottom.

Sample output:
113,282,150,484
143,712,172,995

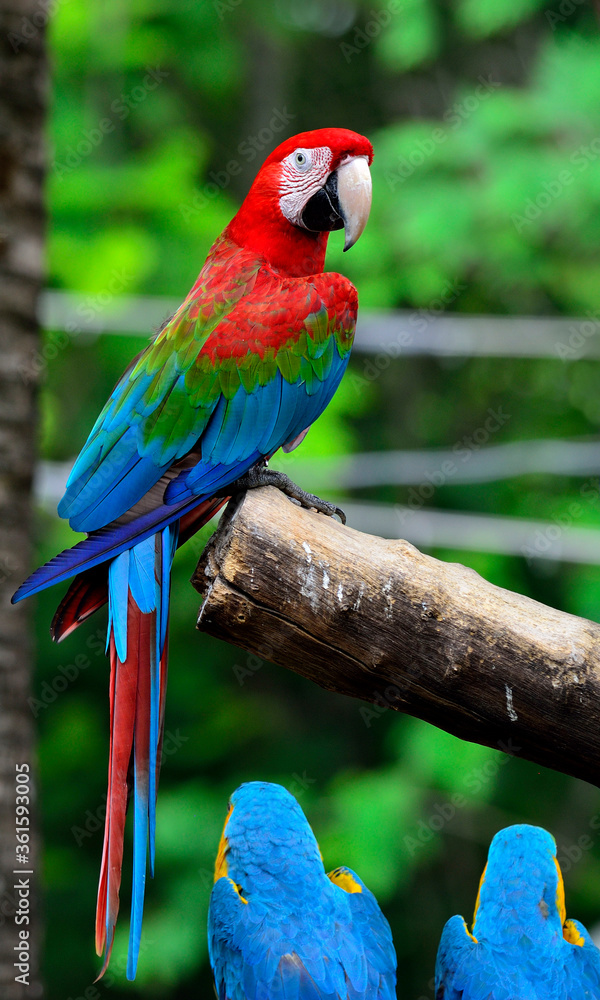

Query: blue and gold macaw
436,824,600,999
208,781,397,999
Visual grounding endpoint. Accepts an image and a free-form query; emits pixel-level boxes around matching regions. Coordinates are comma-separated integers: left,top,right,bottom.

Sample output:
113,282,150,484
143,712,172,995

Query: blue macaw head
214,781,324,899
473,824,570,946
435,823,599,998
210,781,398,1000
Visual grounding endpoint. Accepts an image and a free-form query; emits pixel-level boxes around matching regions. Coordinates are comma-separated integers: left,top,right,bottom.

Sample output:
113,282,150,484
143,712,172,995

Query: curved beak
336,155,372,251
300,155,372,251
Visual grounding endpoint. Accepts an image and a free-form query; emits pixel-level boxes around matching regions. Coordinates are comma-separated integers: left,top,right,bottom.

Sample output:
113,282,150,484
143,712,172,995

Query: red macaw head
227,127,374,277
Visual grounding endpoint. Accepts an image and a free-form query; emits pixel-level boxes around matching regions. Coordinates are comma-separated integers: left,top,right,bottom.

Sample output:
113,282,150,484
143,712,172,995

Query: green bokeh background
29,0,600,996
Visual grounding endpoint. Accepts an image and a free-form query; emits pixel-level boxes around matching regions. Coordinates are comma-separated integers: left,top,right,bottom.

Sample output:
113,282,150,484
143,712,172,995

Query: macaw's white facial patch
278,146,333,227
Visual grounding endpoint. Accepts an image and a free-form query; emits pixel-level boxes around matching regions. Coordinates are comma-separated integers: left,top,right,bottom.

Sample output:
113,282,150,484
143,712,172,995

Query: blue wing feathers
14,282,354,610
204,392,248,465
163,451,263,506
435,914,600,1000
220,390,266,466
209,868,396,1000
60,434,167,532
63,337,348,533
259,376,297,455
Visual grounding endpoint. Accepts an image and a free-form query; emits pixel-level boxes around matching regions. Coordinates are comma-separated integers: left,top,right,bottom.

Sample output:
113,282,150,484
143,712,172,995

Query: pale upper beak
298,153,373,250
336,155,372,251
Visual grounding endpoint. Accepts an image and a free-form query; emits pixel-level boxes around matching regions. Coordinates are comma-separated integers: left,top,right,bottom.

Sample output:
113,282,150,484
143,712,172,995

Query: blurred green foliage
31,0,600,996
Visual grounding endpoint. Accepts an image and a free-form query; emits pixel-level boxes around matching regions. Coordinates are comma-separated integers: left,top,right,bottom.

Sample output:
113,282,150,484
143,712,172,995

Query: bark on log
193,486,600,789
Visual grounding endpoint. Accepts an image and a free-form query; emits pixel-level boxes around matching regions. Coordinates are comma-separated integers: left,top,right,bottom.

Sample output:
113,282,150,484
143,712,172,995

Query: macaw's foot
227,466,346,524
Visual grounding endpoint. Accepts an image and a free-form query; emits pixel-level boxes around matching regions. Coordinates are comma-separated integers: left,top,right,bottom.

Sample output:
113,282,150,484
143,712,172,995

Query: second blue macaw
436,824,600,1000
209,781,397,999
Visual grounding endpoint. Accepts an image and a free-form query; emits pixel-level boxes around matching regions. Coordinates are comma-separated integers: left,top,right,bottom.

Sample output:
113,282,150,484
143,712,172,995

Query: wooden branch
192,487,600,788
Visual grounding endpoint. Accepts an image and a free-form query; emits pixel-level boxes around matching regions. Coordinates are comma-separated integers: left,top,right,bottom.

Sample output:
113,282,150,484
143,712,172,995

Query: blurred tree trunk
0,1,48,995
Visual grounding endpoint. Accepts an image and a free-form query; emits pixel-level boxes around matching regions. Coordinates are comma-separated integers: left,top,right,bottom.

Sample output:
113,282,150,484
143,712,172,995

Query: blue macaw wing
436,913,600,1000
326,867,396,1000
562,920,600,1000
209,878,329,1000
435,915,491,1000
209,870,396,1000
436,916,547,999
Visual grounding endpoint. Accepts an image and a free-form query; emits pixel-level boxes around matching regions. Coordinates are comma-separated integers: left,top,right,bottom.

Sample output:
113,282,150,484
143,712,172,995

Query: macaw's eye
294,150,310,169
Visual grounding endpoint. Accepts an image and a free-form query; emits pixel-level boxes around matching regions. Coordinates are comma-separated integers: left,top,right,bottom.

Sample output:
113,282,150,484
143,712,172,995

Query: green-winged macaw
209,781,397,999
436,824,600,999
12,128,373,978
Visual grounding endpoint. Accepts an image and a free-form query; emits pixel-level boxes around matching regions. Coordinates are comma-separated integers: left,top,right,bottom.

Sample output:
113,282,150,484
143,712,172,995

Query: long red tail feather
95,613,138,976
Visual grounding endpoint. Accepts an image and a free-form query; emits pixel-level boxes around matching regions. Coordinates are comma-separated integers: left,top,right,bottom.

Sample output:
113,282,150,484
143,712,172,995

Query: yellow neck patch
228,878,248,904
469,861,487,940
563,919,585,947
463,918,478,944
552,856,584,946
327,868,363,894
554,857,567,927
214,803,233,882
